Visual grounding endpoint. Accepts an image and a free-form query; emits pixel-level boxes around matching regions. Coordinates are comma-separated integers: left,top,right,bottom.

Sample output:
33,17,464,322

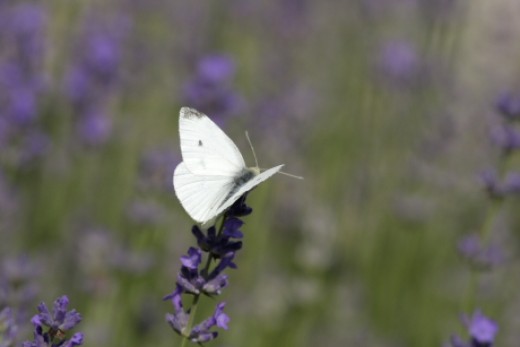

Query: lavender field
1,1,520,346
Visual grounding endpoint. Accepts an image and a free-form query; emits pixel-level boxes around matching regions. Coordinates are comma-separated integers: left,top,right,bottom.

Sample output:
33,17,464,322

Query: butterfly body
173,107,283,224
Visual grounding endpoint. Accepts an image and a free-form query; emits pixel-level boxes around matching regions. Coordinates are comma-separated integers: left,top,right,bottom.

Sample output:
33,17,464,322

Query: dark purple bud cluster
22,295,83,347
164,195,251,344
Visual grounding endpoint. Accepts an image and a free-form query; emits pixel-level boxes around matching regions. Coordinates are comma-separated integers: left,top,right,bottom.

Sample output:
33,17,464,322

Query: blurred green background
1,0,520,346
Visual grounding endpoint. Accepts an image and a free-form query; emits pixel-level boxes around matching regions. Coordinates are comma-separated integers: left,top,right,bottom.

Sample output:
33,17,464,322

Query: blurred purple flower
480,169,520,198
18,131,50,167
6,87,38,125
0,307,18,347
496,91,520,121
449,310,498,347
65,15,130,147
183,55,242,121
464,310,499,346
0,255,40,325
76,110,112,147
490,123,520,154
0,171,21,229
83,34,121,84
77,227,153,288
479,169,502,199
138,147,179,191
0,6,47,114
198,56,235,84
457,234,504,270
4,4,46,71
125,200,166,226
502,171,520,195
377,39,421,87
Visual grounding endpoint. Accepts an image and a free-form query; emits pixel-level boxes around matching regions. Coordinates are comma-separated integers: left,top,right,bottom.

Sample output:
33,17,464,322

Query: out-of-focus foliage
2,0,520,346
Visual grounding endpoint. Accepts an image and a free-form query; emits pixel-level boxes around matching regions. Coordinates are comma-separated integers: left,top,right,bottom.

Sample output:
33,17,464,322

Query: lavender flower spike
24,295,83,347
33,296,82,332
165,196,254,344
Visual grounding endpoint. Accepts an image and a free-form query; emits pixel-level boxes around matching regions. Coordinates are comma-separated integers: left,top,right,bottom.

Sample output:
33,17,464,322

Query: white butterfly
173,107,284,224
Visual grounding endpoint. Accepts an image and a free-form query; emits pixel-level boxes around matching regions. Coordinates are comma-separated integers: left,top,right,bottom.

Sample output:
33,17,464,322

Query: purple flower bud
198,55,235,84
202,274,228,295
76,110,112,146
479,169,503,199
214,302,229,330
464,310,498,345
457,233,504,270
0,307,18,346
490,124,520,154
84,34,121,83
187,301,229,342
190,331,218,343
377,39,420,87
182,54,241,120
449,334,469,347
222,217,244,239
62,332,84,347
165,312,190,338
33,295,82,331
502,172,520,194
224,194,252,217
25,296,83,347
125,200,166,226
180,247,202,270
496,91,520,120
7,87,37,125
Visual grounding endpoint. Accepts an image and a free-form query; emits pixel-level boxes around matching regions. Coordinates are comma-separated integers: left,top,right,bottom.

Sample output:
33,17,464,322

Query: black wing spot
198,140,203,146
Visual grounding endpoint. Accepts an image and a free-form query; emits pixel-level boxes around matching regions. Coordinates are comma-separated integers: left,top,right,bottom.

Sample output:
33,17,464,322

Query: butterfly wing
212,165,284,218
179,107,245,176
173,162,235,223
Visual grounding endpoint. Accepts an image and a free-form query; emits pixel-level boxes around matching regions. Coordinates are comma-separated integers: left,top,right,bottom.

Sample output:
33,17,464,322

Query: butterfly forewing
211,165,284,218
179,107,245,176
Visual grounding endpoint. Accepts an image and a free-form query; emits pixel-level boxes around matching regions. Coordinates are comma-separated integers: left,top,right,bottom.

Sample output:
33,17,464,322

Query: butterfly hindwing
179,107,245,176
173,162,235,223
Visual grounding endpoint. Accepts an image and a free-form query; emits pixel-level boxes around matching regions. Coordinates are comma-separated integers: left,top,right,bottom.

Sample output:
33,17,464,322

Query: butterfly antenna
278,171,304,180
245,131,259,168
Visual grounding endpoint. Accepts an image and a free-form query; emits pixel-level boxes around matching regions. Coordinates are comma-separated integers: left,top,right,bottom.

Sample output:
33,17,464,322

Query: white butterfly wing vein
173,162,235,223
180,108,245,176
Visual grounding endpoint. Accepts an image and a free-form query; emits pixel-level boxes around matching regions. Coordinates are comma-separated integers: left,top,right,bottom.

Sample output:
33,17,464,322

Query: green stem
464,148,510,312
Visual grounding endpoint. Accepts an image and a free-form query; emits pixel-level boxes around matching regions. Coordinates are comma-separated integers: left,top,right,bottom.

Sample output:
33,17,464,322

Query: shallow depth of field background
2,1,520,346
